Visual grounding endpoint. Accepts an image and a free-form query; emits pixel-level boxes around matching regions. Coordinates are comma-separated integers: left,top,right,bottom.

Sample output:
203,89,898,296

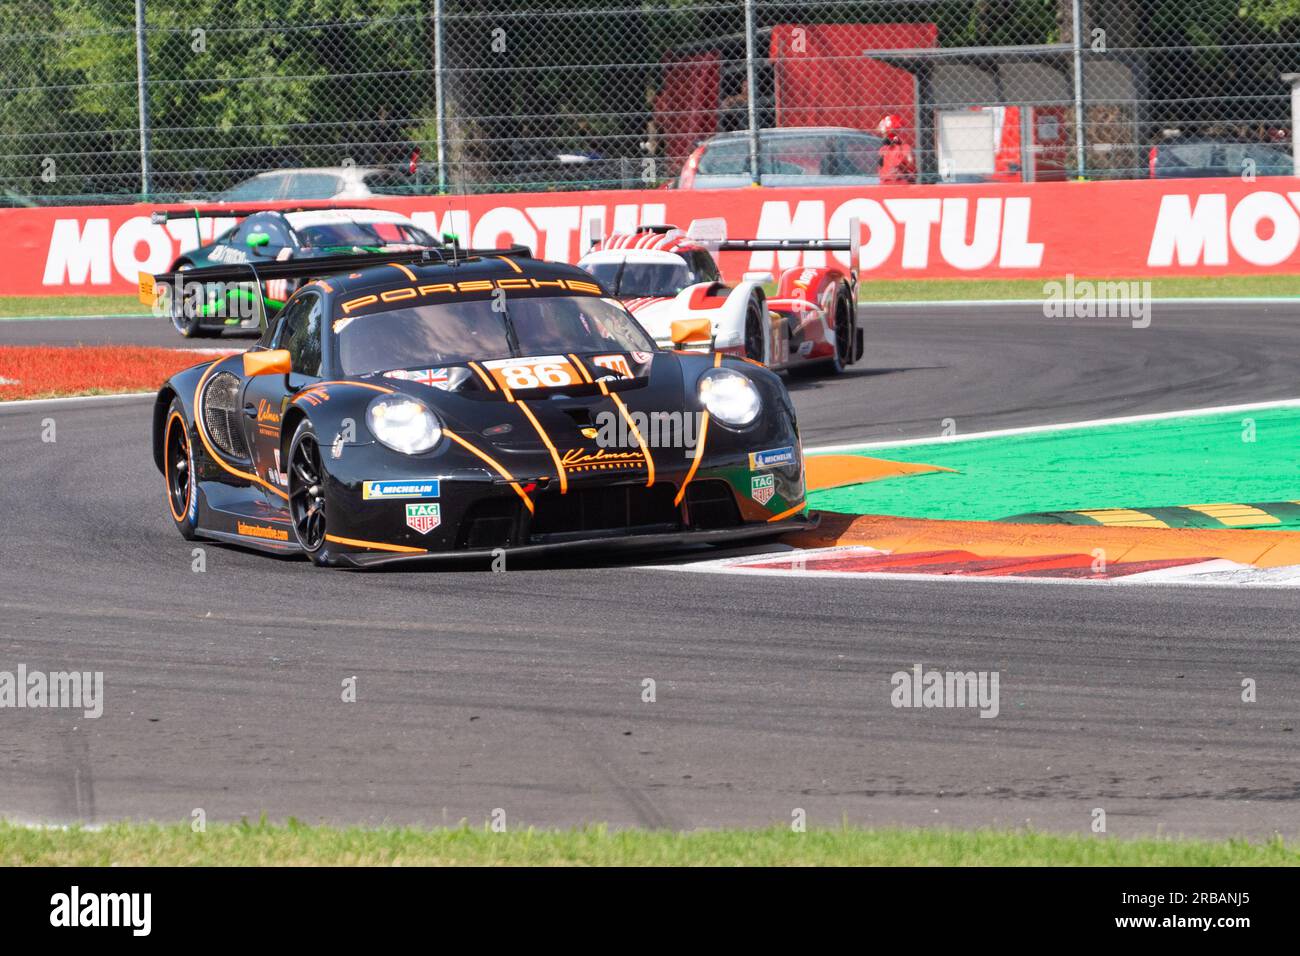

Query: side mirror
671,318,712,346
742,271,774,284
243,349,291,377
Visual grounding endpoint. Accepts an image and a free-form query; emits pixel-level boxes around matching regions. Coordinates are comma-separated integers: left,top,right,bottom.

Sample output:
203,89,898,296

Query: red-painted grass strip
0,346,233,401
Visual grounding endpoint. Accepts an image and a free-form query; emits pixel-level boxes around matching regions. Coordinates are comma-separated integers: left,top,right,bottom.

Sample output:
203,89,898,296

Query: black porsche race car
146,246,812,567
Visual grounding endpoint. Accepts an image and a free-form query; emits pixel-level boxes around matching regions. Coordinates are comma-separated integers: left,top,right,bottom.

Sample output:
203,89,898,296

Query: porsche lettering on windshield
334,294,656,377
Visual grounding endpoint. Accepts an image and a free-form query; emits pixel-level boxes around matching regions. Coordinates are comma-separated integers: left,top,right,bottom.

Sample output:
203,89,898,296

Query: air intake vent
202,371,249,460
684,480,741,530
530,484,680,541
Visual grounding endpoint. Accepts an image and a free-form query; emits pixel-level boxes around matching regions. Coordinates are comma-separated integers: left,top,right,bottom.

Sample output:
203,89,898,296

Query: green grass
0,294,147,319
1,820,1295,866
3,274,1298,320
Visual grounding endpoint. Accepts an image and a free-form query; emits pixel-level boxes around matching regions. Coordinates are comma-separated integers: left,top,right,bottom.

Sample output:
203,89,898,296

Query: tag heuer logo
405,502,442,534
751,474,775,505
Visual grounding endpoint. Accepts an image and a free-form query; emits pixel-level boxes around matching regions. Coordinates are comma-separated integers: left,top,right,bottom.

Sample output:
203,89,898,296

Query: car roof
581,248,690,266
702,126,880,143
590,230,702,256
1158,135,1283,145
247,166,384,179
284,208,418,228
310,253,602,304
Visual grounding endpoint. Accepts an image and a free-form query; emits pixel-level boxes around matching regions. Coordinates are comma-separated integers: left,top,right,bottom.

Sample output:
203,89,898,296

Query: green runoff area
1,273,1297,320
809,405,1300,529
1,821,1295,866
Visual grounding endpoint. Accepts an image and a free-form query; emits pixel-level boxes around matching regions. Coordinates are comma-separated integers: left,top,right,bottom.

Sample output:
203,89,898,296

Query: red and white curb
649,545,1300,588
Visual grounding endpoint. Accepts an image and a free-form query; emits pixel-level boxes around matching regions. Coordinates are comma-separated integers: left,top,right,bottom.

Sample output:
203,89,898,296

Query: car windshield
217,175,284,201
1220,143,1293,174
698,132,885,178
586,260,694,297
299,221,434,248
335,295,656,376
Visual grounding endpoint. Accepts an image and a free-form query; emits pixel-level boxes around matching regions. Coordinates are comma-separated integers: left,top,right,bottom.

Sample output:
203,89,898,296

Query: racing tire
829,284,856,373
168,262,222,339
794,284,854,377
163,398,200,540
287,418,341,567
742,295,767,365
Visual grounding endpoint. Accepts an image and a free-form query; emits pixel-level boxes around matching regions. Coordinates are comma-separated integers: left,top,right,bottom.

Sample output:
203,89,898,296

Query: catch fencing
0,1,1296,203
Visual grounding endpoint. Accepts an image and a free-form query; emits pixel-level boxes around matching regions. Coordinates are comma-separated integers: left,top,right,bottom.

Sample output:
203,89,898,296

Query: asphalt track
0,303,1297,837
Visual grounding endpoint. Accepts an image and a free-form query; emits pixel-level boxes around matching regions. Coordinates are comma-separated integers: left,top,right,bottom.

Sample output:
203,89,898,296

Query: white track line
649,548,1300,589
805,397,1300,454
0,391,153,409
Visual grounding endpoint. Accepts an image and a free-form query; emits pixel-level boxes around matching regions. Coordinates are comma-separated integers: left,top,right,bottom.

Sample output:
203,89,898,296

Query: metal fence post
134,0,152,199
1071,0,1086,178
743,0,760,186
1285,74,1300,175
434,0,448,193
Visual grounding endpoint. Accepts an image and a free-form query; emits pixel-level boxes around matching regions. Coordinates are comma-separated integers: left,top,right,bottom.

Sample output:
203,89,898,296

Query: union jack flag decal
383,367,450,388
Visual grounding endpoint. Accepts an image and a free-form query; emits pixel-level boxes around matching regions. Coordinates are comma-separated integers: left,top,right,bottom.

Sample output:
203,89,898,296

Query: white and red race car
578,218,863,374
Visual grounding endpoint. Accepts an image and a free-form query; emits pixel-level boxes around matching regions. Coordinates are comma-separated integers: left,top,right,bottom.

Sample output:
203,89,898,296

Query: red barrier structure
4,177,1300,296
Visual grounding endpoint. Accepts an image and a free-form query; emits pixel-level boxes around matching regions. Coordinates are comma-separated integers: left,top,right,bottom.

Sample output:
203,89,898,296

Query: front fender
671,281,764,352
151,357,220,473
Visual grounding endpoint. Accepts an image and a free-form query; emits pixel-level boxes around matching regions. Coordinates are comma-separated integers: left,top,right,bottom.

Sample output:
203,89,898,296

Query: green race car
151,206,443,337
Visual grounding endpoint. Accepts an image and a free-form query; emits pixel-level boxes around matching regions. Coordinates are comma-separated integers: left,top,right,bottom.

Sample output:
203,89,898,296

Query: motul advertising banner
5,177,1300,296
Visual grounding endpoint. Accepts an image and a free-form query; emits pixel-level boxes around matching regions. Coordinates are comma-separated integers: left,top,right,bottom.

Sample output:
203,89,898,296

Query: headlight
697,367,761,427
366,394,443,454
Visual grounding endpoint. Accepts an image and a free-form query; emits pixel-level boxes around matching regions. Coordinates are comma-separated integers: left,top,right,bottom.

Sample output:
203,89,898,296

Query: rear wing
143,243,532,288
138,244,534,325
688,217,861,263
581,215,861,271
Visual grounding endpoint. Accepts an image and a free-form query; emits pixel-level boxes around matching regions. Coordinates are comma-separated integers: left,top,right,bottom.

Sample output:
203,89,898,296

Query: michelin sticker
364,479,440,500
748,446,795,470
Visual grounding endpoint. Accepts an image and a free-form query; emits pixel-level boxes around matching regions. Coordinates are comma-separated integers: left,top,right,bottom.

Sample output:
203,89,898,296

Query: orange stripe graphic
568,354,594,384
767,501,806,523
673,411,709,506
325,534,426,554
517,401,567,494
608,391,655,487
467,361,497,392
192,359,288,500
443,428,535,514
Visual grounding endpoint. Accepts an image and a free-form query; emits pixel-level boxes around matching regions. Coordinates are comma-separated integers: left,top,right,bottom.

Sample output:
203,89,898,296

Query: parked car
0,188,39,207
1148,136,1294,179
213,165,436,202
677,127,886,188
